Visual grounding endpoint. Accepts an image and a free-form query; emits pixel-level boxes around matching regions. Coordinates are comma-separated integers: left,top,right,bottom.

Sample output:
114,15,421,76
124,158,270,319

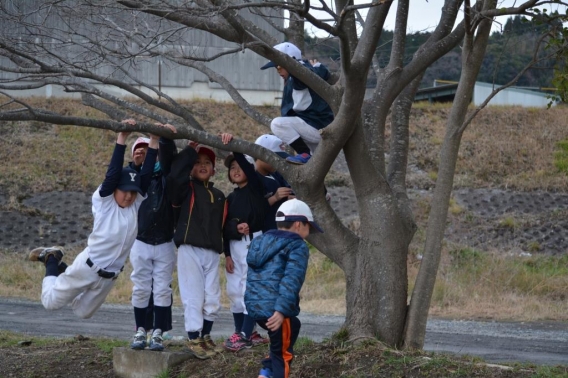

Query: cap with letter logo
117,167,143,194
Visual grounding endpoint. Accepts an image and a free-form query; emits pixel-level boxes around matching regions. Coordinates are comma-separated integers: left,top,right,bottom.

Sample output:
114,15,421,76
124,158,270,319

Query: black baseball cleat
28,246,65,265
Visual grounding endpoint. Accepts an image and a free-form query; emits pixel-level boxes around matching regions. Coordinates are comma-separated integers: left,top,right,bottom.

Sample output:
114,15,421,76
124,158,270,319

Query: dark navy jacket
259,171,291,231
129,138,176,245
245,230,309,319
281,61,334,130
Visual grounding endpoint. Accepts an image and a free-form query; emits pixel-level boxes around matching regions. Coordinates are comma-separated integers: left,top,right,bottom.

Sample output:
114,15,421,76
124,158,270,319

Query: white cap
255,134,290,158
275,199,323,233
260,42,302,70
131,137,150,155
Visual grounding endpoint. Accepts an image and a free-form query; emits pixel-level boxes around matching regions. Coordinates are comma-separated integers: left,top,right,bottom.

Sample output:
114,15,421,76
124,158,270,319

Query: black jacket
167,146,227,253
129,138,177,245
223,152,269,257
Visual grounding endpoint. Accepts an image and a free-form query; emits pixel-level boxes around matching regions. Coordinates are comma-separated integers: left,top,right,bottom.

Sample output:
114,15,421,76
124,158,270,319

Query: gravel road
1,297,567,366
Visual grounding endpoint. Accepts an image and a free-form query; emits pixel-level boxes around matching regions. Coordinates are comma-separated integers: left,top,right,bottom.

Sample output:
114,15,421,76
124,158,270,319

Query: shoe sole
28,247,48,262
130,343,146,350
285,159,307,165
149,345,164,351
28,247,64,263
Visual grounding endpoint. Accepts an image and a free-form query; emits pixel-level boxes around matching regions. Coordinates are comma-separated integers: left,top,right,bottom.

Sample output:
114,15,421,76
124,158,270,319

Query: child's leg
202,248,221,333
41,251,97,312
226,238,249,331
70,276,117,319
144,291,154,331
177,245,206,336
270,116,321,154
130,240,154,328
258,317,301,378
150,241,176,331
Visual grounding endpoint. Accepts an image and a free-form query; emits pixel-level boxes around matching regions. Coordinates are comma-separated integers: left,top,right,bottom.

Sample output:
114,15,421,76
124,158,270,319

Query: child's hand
187,140,199,149
220,133,233,145
117,119,136,144
155,122,177,133
237,222,250,235
148,133,159,149
266,311,284,331
225,256,234,274
274,187,293,201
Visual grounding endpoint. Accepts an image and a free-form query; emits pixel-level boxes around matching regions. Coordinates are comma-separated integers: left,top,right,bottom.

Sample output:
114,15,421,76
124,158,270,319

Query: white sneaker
130,327,147,350
149,329,164,351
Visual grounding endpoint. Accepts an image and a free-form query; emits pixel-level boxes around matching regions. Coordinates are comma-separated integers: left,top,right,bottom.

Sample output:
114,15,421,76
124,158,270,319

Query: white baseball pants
226,232,262,314
41,250,121,319
177,245,221,333
130,240,176,308
270,116,321,154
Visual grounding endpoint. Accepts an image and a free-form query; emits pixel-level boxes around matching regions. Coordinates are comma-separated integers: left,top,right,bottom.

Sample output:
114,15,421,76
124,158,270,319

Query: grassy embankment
1,98,568,321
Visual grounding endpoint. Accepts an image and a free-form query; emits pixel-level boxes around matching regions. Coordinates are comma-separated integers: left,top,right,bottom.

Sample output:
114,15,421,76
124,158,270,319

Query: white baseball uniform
41,188,145,318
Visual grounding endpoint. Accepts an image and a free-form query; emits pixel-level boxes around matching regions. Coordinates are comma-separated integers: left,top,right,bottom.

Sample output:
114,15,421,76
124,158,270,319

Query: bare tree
0,0,565,348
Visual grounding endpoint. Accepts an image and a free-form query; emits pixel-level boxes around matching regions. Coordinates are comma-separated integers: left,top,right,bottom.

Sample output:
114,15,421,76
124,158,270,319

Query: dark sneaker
250,331,269,346
28,247,64,265
203,334,223,354
149,329,164,351
224,332,252,352
259,367,273,378
187,338,214,359
130,327,147,350
286,153,311,165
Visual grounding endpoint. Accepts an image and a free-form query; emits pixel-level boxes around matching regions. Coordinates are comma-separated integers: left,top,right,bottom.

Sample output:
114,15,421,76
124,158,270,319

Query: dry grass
429,248,568,320
408,104,568,190
4,244,568,321
3,98,568,321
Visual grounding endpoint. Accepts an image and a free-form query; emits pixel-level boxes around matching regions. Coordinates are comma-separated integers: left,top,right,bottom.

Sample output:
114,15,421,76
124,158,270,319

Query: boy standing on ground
28,126,158,319
127,122,178,352
167,142,227,360
261,42,334,165
245,199,323,378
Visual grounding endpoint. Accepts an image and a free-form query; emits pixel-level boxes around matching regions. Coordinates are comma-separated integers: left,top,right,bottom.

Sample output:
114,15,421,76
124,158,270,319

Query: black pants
257,316,301,378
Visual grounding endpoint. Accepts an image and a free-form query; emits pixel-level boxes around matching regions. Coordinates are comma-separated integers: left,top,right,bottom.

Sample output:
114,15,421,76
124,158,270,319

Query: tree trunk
342,188,412,346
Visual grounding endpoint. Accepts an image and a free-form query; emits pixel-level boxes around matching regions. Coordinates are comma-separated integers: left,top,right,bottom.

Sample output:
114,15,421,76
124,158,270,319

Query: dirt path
1,297,567,366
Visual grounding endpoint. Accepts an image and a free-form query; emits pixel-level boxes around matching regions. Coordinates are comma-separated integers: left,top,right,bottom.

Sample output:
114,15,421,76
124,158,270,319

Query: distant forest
305,16,559,90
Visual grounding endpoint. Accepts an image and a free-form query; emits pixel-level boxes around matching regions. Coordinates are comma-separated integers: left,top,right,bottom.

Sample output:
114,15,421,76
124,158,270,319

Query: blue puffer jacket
245,229,309,320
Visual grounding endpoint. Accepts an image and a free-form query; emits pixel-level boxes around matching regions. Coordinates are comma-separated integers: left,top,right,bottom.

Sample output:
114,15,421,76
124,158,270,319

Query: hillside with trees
305,16,559,90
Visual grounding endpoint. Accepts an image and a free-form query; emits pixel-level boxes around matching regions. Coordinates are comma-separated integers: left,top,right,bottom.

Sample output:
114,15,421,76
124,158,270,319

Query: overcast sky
305,0,567,36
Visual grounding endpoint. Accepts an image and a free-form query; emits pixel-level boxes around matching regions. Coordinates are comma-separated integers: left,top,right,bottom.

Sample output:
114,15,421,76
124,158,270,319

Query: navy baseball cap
275,199,323,233
117,167,143,194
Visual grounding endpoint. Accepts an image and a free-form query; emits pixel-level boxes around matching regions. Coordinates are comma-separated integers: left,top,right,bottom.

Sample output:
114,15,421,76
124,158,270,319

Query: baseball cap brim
117,183,144,195
261,61,277,70
308,221,323,233
275,214,323,233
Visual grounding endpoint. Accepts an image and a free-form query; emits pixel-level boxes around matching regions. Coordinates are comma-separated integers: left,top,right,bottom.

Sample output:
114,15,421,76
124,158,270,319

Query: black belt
86,258,123,279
